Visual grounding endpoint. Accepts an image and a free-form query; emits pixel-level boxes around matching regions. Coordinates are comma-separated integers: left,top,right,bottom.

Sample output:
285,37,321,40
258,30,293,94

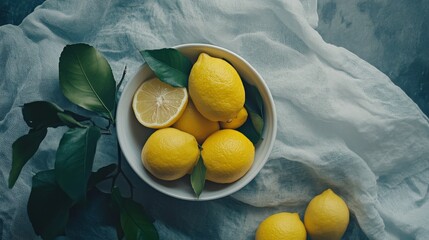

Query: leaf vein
75,53,113,120
148,57,184,77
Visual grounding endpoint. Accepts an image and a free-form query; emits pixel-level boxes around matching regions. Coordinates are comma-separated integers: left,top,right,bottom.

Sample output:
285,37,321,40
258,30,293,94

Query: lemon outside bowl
116,43,277,201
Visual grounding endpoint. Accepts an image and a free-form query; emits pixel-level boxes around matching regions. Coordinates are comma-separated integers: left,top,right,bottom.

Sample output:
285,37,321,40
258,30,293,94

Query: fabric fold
0,0,428,239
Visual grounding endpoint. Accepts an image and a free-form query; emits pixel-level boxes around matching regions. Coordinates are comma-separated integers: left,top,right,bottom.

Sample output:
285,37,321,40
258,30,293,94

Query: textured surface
2,0,428,116
317,0,429,115
0,0,44,25
1,0,429,239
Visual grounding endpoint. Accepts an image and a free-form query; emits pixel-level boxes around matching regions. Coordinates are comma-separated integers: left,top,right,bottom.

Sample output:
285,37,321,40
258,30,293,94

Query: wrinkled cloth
1,0,429,239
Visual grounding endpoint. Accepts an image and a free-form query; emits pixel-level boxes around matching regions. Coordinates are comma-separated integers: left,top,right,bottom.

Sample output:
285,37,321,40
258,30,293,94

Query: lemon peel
188,53,245,122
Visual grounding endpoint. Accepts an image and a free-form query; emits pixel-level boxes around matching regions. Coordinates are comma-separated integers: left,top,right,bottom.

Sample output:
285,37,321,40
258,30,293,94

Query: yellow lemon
173,100,220,144
201,129,254,183
219,107,248,129
256,212,307,240
132,77,188,129
141,128,199,181
188,53,245,122
304,189,350,240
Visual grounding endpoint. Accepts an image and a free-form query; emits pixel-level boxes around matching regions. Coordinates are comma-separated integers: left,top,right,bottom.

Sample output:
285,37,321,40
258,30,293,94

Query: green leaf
57,112,86,128
243,80,264,118
9,128,47,188
140,48,192,87
22,101,64,129
237,81,264,144
248,110,264,136
112,187,159,240
63,110,91,122
106,191,124,240
22,101,89,129
236,80,265,144
65,189,122,239
116,65,128,92
114,212,125,240
190,156,206,198
27,170,74,240
237,115,261,145
59,43,116,120
87,163,117,190
55,126,101,202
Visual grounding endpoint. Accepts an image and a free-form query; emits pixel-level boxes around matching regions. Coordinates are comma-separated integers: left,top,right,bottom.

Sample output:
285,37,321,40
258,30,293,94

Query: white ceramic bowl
116,43,277,201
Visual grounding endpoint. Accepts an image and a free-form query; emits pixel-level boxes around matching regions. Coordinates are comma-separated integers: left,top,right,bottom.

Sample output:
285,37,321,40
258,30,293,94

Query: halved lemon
132,77,188,129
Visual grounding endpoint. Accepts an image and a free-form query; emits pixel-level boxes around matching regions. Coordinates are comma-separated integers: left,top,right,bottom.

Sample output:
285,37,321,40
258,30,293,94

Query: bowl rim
116,43,277,201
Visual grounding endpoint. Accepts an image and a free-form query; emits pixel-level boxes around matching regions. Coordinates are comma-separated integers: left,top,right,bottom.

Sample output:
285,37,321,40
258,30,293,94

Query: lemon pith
132,77,188,129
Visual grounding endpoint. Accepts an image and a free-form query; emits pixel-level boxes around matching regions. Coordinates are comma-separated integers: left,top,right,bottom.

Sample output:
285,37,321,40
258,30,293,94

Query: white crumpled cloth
1,0,429,239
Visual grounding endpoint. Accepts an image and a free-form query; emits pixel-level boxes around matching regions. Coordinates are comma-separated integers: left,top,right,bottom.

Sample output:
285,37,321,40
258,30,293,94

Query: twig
111,141,134,198
116,65,127,92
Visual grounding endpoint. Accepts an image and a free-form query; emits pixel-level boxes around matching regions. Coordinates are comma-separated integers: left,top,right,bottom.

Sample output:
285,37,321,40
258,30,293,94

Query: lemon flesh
201,129,254,183
132,77,188,129
173,100,219,144
304,189,350,240
188,53,245,122
256,212,307,240
141,128,200,181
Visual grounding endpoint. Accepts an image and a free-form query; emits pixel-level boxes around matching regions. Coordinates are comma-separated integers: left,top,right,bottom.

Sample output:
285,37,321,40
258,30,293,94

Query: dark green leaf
190,156,206,198
243,80,264,118
87,164,117,190
9,128,47,188
116,65,127,92
27,170,74,240
140,48,192,87
55,126,101,202
57,112,86,128
59,43,116,120
248,110,264,136
115,214,125,240
112,187,159,240
63,110,91,122
104,189,124,240
22,101,64,129
237,115,261,145
22,101,90,129
66,189,119,239
237,80,265,144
